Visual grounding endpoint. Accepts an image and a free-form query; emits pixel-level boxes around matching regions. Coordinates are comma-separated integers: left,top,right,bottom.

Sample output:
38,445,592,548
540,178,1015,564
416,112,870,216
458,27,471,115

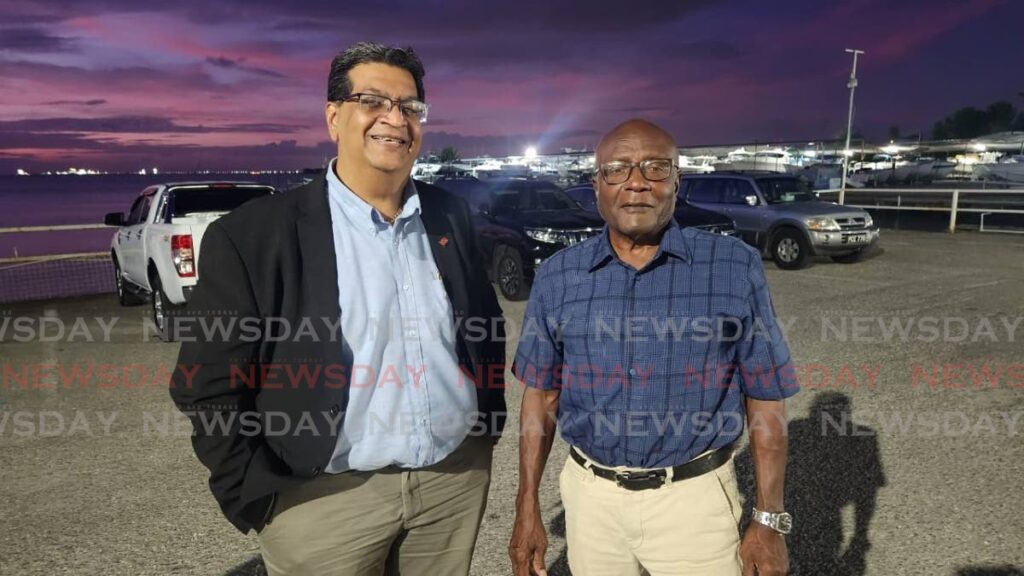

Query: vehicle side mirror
104,212,125,226
744,195,759,207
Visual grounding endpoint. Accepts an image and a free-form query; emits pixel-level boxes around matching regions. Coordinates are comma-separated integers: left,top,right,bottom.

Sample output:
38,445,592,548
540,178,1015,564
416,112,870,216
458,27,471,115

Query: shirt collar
325,158,420,232
588,220,691,272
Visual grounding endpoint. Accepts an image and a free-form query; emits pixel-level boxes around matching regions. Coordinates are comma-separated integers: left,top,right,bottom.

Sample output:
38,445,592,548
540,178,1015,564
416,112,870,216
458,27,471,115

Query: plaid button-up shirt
513,222,799,468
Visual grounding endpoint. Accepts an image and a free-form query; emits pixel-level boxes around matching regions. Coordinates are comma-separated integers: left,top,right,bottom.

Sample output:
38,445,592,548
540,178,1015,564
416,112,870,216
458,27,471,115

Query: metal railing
820,187,1024,233
0,223,109,262
0,224,114,302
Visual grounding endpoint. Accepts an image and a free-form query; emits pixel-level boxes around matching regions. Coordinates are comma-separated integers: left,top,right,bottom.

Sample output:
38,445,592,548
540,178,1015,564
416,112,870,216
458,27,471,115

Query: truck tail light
171,234,196,277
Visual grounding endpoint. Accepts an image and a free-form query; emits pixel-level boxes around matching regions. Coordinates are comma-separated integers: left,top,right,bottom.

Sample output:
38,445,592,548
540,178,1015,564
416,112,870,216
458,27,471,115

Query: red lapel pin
439,236,449,247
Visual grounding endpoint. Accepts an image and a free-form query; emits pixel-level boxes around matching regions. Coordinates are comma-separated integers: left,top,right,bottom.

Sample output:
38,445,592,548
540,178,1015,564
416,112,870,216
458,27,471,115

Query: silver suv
682,172,879,269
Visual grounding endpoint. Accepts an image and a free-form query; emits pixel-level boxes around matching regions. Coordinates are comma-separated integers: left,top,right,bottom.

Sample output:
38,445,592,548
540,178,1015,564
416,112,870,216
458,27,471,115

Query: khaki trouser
560,450,743,576
258,435,493,576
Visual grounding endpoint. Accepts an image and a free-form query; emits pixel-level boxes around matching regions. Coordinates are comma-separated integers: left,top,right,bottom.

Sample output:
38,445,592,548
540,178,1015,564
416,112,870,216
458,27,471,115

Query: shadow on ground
224,557,266,576
954,567,1024,576
548,507,570,575
736,391,886,576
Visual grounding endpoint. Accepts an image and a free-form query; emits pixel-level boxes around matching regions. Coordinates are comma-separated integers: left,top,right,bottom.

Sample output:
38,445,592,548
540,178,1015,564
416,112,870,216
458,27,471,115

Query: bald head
593,118,680,245
596,119,677,165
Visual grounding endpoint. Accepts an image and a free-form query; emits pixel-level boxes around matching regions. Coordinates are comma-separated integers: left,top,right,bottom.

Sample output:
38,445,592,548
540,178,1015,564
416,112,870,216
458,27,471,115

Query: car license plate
844,233,867,244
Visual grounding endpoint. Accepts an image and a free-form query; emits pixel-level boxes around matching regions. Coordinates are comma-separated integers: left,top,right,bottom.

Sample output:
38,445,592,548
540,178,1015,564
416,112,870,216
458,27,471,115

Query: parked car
681,172,879,269
564,184,598,212
564,183,737,236
104,182,275,340
434,177,603,300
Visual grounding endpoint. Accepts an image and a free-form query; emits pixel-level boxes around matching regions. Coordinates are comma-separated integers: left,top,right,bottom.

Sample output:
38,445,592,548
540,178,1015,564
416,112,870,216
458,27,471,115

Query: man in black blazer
170,42,506,575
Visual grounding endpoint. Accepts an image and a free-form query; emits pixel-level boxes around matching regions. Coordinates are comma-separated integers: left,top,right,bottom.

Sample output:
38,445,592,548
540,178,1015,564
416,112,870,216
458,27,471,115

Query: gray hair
326,42,426,102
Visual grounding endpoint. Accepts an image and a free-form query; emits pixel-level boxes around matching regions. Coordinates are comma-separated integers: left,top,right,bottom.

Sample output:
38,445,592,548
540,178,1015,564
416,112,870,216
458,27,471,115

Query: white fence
0,223,108,263
818,188,1024,234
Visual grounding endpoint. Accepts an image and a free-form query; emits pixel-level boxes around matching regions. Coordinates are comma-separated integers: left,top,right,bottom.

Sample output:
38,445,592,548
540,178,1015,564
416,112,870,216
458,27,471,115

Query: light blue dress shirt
324,160,476,472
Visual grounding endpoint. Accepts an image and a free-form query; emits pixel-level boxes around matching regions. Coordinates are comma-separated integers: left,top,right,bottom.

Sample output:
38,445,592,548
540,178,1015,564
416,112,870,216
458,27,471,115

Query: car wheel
113,258,144,306
770,228,810,270
493,247,529,301
831,249,864,263
150,273,176,342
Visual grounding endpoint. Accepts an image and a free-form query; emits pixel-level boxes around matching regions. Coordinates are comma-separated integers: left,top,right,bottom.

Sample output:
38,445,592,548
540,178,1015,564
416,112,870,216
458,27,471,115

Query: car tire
113,257,144,306
149,272,176,342
770,228,810,270
831,249,864,264
493,246,529,301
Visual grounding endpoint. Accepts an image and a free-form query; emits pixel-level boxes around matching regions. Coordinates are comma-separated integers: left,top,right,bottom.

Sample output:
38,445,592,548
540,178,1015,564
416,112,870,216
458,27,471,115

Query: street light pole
840,48,864,205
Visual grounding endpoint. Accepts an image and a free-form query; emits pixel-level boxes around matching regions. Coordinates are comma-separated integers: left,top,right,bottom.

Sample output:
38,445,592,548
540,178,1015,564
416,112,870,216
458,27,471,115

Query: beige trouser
257,435,493,576
559,450,743,576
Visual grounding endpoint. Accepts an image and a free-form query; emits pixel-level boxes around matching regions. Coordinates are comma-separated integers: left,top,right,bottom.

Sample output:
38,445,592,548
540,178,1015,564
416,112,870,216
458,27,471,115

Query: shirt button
403,284,411,291
311,466,322,476
406,330,417,338
629,368,637,376
328,404,340,416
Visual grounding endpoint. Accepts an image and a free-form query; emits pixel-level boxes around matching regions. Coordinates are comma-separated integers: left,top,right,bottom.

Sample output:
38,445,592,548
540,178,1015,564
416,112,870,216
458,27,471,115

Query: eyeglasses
338,93,429,124
598,159,676,184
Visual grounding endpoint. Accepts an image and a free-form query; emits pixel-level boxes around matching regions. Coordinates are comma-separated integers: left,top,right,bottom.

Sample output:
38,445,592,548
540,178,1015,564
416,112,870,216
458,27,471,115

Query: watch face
776,513,793,534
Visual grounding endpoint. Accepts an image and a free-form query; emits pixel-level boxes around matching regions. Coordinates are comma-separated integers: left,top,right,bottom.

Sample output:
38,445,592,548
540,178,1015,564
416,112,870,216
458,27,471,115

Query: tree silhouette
931,100,1021,139
439,146,461,164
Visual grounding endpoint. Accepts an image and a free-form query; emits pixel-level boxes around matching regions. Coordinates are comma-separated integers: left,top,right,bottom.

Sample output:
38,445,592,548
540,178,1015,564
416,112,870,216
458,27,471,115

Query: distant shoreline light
9,168,307,176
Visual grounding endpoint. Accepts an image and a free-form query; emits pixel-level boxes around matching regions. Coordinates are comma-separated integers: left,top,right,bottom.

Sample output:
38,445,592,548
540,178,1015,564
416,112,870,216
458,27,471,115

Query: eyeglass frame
335,92,430,124
596,158,677,185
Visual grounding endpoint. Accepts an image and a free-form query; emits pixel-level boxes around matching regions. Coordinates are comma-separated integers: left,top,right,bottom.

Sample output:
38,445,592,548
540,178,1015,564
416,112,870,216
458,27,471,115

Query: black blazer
170,174,507,534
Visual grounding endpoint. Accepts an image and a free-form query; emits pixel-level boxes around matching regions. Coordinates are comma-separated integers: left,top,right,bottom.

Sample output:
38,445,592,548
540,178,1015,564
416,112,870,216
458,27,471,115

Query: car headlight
805,217,841,232
525,228,566,244
864,213,874,228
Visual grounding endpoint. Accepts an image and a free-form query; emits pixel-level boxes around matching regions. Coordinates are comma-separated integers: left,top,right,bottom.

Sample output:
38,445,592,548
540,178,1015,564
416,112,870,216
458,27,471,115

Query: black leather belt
570,445,734,491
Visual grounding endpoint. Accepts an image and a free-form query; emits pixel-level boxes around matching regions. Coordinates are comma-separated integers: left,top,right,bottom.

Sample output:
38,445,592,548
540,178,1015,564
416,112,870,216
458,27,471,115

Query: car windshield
530,184,579,211
435,178,490,211
565,187,597,210
172,187,272,216
756,178,816,204
491,182,579,211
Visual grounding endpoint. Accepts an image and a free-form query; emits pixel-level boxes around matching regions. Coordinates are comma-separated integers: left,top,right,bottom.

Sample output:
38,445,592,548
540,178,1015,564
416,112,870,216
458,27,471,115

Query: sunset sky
0,0,1021,173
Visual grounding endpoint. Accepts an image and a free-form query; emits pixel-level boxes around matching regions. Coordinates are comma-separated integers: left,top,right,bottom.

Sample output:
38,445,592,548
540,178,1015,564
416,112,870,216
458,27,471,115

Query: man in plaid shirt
509,119,799,576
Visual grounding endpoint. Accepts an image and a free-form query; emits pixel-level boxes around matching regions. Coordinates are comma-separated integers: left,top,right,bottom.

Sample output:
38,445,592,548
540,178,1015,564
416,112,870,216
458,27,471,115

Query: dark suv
435,177,604,300
564,184,737,236
682,172,879,269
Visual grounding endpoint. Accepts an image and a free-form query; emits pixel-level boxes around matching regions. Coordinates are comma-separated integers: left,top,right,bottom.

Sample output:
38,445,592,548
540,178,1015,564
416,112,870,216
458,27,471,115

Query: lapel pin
439,236,449,247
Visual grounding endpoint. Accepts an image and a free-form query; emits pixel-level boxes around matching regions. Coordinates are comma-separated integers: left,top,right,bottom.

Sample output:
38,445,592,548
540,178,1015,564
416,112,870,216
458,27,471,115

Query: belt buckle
614,470,665,491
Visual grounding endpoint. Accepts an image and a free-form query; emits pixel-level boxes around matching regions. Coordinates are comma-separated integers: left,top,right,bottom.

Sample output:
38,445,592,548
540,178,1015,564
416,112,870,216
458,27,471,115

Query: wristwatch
751,508,793,534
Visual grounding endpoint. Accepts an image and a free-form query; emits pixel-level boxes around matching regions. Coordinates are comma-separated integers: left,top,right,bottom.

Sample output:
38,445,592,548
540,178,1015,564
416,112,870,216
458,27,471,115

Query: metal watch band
752,508,793,534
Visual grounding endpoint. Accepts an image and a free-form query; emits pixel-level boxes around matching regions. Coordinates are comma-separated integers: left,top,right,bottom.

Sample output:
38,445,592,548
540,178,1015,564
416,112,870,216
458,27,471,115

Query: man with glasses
171,42,506,575
509,119,798,575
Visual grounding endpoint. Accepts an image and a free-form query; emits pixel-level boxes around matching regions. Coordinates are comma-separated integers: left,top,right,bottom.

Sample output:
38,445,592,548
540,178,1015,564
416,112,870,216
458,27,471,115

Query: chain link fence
0,253,114,303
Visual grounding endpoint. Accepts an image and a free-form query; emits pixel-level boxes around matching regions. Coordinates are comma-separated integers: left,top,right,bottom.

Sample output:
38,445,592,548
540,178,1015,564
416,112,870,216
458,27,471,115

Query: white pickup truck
104,182,275,340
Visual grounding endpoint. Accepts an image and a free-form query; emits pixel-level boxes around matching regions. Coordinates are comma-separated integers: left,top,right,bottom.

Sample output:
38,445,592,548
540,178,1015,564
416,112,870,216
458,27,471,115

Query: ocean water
0,173,308,258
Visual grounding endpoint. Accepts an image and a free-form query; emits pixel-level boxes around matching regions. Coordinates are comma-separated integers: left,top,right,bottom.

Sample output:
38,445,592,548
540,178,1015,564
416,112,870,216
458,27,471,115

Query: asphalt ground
1,229,1022,575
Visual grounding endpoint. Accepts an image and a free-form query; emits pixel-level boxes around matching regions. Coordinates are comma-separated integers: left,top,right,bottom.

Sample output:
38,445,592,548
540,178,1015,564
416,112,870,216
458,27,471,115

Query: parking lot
1,228,1023,575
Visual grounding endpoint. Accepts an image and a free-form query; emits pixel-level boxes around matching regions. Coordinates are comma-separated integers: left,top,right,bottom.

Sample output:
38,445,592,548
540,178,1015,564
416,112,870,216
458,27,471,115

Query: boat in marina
712,147,802,173
973,155,1024,183
678,155,716,174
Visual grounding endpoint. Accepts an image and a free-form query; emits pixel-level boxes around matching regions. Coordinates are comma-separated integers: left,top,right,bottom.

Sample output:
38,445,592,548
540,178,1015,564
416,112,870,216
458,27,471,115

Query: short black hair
326,42,426,102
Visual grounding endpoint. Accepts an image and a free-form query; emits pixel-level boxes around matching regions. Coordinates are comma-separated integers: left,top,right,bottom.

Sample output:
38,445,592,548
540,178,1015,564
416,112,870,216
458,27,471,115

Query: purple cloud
0,26,76,52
